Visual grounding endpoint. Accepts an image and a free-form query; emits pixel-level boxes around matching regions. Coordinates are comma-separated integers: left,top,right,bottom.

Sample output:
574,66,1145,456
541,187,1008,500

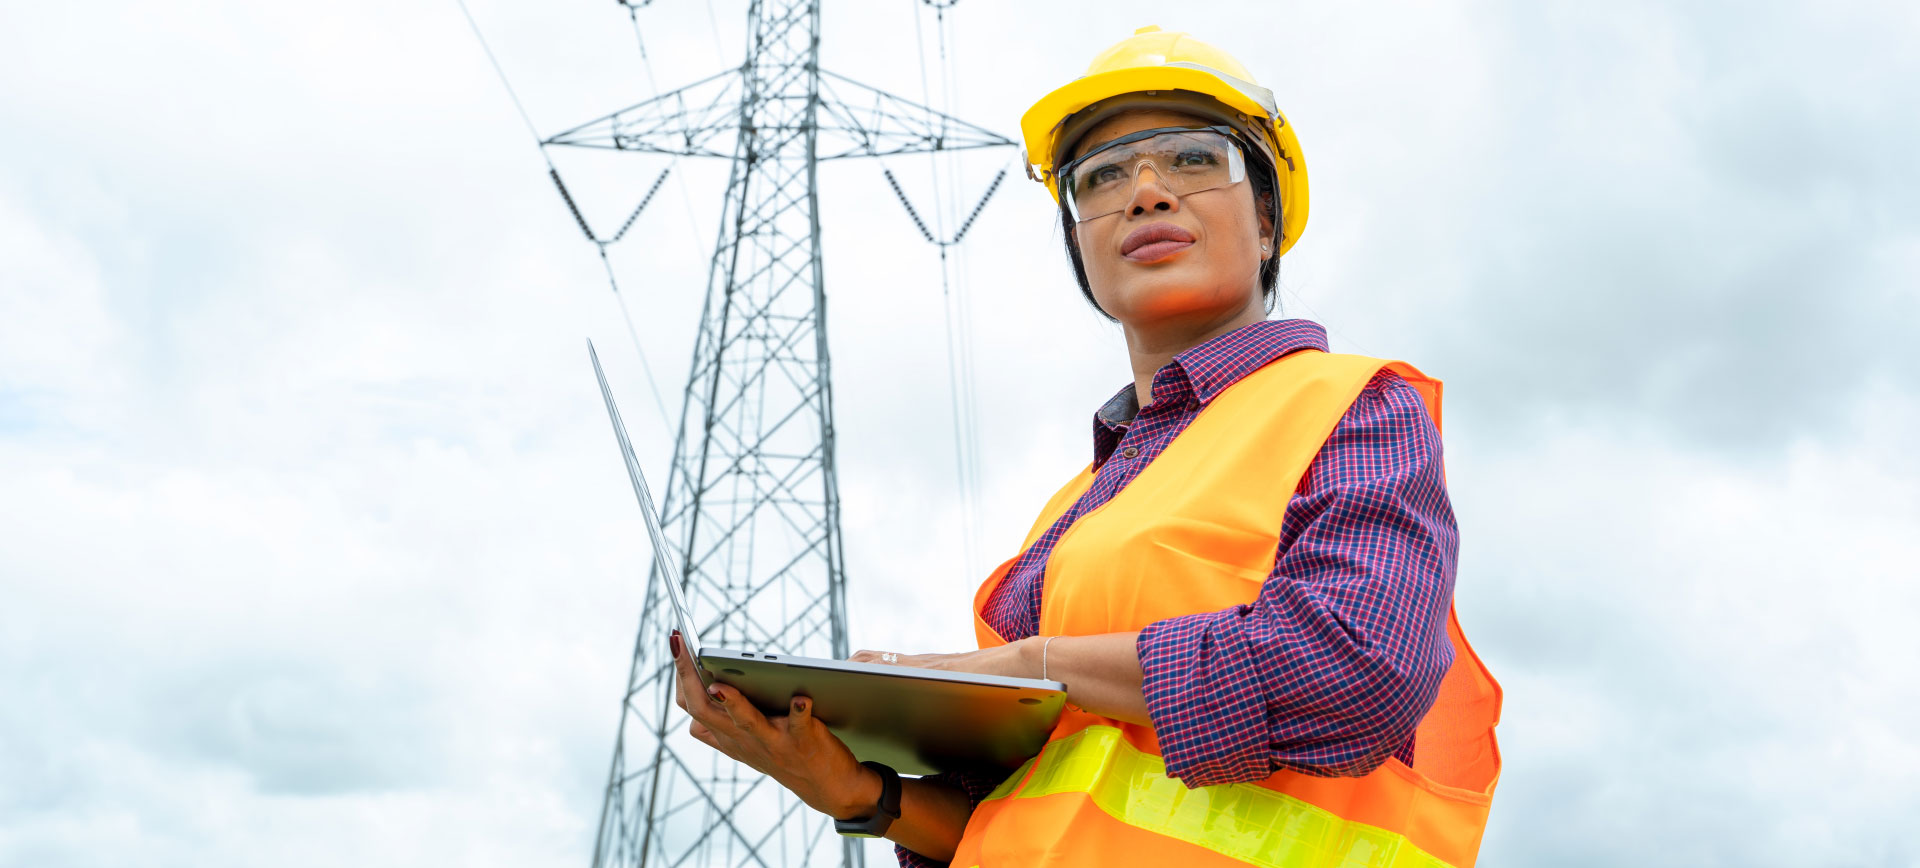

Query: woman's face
1068,109,1273,327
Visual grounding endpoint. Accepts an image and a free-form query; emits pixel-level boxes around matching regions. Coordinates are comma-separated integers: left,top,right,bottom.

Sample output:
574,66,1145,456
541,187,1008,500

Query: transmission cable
904,0,988,581
456,0,676,433
623,3,717,248
933,0,985,523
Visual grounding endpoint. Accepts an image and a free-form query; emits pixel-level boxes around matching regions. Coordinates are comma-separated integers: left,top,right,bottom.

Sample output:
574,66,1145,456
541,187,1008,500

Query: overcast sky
2,1,1916,866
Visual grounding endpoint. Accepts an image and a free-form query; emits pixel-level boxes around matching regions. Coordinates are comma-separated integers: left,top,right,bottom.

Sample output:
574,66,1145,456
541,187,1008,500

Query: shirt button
1121,446,1140,459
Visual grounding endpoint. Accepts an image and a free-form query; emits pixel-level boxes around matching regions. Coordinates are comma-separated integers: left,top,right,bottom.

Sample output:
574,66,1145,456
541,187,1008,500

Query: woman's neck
1122,300,1267,408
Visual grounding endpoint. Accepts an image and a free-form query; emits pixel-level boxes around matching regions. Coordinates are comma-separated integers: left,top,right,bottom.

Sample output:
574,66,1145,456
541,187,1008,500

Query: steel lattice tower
546,2,1010,866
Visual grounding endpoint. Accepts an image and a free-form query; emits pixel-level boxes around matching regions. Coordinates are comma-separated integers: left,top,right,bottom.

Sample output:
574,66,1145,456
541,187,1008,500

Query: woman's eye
1174,149,1219,167
1084,164,1124,188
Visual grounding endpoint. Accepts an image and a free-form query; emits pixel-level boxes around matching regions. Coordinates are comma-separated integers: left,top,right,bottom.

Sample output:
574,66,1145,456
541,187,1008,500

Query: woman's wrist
823,762,884,821
1017,635,1046,679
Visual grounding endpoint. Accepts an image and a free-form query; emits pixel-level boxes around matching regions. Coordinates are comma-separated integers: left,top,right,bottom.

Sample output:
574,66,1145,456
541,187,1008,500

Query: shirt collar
1090,318,1330,456
1175,318,1329,405
1095,386,1141,431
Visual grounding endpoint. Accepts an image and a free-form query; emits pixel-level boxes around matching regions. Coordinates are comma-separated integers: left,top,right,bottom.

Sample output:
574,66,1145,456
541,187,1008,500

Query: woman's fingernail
707,685,725,702
669,631,682,658
792,698,807,713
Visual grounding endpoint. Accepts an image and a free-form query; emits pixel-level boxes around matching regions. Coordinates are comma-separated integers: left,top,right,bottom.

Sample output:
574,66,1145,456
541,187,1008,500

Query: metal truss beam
575,2,1014,867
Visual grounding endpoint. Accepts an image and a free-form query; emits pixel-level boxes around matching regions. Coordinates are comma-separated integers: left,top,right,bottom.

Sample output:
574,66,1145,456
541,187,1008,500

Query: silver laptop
589,341,1066,776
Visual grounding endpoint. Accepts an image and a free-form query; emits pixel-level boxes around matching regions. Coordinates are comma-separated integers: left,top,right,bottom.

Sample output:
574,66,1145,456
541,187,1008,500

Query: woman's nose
1126,163,1180,216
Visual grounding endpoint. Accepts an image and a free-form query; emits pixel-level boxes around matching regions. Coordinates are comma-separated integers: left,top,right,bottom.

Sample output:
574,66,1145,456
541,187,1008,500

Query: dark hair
1058,148,1283,321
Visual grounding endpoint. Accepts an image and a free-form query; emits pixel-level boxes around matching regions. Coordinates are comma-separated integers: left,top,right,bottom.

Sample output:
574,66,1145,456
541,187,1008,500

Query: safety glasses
1056,125,1249,223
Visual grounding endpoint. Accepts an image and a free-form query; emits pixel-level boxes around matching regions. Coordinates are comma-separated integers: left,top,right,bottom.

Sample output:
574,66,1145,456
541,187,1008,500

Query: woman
668,26,1502,868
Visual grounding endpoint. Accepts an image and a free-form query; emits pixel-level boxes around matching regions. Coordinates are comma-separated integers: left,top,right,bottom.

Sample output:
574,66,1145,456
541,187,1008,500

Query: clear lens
1062,127,1247,222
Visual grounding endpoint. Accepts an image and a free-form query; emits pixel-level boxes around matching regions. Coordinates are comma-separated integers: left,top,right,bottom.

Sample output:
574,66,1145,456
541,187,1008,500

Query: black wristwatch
833,761,902,838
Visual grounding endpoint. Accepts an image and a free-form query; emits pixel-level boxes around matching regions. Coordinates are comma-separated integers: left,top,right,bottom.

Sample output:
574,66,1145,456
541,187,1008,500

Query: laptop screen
589,341,707,660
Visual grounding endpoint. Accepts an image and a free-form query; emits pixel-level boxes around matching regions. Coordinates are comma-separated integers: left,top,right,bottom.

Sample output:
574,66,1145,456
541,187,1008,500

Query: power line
466,3,1019,862
905,0,989,581
455,0,678,435
623,3,719,262
456,0,553,169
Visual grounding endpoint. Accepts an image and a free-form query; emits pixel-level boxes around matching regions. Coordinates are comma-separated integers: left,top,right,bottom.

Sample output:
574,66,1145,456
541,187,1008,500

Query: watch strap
832,761,902,838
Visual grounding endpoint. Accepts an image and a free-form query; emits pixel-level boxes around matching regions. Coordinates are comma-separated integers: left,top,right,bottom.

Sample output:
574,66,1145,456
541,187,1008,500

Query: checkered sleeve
892,767,1011,868
1135,369,1459,786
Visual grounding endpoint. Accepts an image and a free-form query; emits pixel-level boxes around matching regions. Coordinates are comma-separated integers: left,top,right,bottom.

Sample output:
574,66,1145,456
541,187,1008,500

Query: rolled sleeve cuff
1137,610,1273,787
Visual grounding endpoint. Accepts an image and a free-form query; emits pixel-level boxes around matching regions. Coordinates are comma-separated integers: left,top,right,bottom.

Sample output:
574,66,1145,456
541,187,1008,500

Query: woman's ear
1257,189,1278,260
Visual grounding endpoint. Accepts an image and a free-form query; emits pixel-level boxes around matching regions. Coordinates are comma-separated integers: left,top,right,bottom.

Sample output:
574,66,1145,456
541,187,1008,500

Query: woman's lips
1124,239,1195,262
1120,222,1197,262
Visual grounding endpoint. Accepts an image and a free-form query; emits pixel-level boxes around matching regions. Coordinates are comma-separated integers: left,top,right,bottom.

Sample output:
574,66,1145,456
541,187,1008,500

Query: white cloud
1453,389,1920,863
0,195,128,431
2,0,1915,866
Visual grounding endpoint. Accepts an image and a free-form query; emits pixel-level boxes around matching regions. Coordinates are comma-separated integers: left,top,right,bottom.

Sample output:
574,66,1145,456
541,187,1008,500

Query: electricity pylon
549,2,1012,866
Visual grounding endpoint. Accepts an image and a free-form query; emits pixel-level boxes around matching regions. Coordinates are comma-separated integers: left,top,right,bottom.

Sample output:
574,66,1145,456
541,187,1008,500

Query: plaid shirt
895,319,1458,868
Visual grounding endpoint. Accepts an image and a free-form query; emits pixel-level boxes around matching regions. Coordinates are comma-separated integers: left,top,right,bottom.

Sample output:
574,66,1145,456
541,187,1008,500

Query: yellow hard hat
1021,26,1309,257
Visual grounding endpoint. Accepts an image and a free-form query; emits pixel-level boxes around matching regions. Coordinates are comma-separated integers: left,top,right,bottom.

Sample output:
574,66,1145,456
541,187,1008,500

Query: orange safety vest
949,350,1502,868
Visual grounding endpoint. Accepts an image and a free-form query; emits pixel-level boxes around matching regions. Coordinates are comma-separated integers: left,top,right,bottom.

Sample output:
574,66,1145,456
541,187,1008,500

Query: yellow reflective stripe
985,726,1454,868
983,756,1035,802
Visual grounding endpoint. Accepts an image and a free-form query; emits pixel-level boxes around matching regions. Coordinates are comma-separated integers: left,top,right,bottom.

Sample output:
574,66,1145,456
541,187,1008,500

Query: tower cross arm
544,66,747,157
813,69,1015,160
543,66,1014,161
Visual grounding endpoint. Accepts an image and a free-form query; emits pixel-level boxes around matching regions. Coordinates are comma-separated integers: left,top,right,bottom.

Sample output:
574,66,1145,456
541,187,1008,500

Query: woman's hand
848,640,1038,679
670,631,878,820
